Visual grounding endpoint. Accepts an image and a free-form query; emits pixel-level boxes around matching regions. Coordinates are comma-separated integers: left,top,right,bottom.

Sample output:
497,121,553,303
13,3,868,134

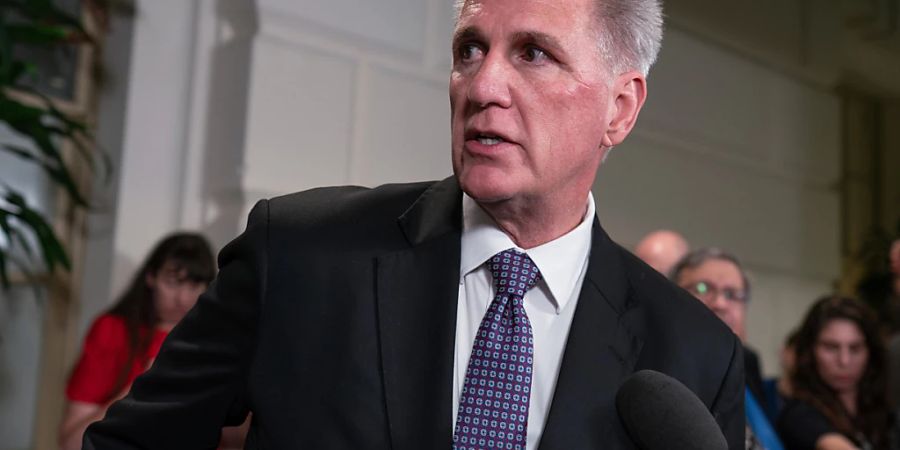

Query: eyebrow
451,27,567,56
509,30,566,55
452,26,485,50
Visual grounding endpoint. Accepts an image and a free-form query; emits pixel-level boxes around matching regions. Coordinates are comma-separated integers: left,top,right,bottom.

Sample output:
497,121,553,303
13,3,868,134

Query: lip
464,139,519,157
463,127,519,156
464,127,516,144
830,375,858,385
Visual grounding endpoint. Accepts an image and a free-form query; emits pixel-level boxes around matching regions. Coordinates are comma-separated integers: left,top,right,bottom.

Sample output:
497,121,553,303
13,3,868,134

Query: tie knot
488,249,542,297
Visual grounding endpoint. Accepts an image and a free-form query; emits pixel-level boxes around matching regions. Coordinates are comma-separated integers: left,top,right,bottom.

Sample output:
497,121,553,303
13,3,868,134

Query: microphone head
615,370,728,450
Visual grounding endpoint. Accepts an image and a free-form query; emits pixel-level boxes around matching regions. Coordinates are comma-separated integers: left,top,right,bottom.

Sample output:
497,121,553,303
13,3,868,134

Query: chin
459,177,514,204
827,381,857,393
456,165,521,202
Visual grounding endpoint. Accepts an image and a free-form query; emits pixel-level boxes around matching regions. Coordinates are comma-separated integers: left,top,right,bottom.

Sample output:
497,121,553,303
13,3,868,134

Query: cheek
814,352,832,374
541,86,602,128
449,75,467,118
152,288,177,311
562,82,607,123
449,83,466,147
853,353,869,373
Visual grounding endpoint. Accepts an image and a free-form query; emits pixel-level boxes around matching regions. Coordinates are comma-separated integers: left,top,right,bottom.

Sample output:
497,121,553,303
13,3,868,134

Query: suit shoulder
265,180,437,228
254,180,446,254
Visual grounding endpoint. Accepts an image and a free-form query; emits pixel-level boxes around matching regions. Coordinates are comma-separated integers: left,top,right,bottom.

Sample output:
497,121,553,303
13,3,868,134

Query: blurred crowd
636,231,900,450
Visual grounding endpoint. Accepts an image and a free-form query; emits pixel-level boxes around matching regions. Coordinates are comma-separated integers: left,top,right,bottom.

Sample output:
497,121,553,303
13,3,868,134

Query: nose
467,52,512,109
708,293,730,312
837,348,851,367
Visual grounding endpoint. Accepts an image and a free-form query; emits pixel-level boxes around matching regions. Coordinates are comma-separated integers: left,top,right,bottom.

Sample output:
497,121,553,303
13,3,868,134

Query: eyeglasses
682,280,747,303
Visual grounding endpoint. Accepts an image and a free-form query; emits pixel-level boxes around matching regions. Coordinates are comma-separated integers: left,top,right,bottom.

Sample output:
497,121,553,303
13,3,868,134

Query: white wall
240,0,454,203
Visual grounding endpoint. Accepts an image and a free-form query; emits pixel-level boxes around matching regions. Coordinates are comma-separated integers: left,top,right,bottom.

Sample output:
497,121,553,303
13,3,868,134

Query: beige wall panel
424,0,456,70
745,270,830,377
665,0,805,68
352,66,451,186
767,84,840,181
242,38,356,194
594,132,839,279
644,31,773,165
258,0,428,56
644,30,840,183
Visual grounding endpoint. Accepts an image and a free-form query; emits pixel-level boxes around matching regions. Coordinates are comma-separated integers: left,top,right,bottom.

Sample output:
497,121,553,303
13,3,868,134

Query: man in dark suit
85,0,744,448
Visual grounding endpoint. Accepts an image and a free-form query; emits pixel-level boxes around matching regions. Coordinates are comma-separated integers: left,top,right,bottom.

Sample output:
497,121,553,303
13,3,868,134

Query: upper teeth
478,136,503,145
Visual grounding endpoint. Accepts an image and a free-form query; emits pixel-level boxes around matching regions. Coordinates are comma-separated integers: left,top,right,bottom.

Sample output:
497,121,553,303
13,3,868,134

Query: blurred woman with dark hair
58,232,215,450
777,295,891,450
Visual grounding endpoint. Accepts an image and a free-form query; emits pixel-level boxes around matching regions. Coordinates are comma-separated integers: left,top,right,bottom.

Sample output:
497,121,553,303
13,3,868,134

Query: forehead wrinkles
456,0,596,33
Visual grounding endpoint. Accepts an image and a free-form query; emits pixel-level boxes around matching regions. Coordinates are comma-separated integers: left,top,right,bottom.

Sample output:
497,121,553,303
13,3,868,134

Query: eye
722,289,747,303
521,45,551,64
457,43,484,63
822,343,839,352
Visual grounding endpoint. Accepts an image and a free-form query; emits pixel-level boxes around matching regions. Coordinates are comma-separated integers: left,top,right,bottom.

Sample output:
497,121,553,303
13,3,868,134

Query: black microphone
615,370,728,450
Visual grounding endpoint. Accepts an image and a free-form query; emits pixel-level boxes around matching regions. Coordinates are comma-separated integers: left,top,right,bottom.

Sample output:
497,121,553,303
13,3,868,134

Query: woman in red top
58,232,217,450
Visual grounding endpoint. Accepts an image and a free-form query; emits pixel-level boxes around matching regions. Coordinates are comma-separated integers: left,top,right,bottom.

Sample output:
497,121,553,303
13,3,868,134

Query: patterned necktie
453,249,542,450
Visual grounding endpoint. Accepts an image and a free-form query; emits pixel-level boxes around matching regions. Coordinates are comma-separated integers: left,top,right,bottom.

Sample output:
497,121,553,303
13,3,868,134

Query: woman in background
58,232,216,450
777,295,891,450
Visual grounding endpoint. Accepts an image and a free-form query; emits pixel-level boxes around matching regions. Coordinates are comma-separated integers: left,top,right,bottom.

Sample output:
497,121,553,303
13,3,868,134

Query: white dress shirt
452,193,595,449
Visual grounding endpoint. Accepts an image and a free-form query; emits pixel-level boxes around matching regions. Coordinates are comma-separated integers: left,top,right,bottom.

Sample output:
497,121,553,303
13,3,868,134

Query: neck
478,192,589,249
838,389,858,416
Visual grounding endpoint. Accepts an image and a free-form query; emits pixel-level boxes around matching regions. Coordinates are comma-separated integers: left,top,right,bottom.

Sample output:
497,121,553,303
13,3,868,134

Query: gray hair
668,247,752,302
452,0,664,76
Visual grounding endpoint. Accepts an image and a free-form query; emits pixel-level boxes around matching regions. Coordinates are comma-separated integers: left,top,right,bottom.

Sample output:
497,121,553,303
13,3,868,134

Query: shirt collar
459,193,595,313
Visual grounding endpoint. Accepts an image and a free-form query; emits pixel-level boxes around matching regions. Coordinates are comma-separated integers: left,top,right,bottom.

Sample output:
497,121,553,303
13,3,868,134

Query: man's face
678,259,748,340
449,0,636,205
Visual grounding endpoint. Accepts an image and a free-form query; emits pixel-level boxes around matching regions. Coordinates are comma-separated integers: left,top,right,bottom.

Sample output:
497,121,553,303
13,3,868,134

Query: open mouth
466,128,513,147
475,134,505,145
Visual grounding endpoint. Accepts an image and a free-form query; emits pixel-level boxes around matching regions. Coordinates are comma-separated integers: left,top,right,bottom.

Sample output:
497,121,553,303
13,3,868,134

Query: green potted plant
0,0,117,289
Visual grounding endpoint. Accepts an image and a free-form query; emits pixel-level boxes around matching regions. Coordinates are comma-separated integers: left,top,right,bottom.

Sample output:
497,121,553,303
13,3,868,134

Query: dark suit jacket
84,177,744,449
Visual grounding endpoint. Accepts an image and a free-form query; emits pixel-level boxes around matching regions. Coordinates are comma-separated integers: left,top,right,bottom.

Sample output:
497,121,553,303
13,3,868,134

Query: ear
145,271,156,289
601,71,648,148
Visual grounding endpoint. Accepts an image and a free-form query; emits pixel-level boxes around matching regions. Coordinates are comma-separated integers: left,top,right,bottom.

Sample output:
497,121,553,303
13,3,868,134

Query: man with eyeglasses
671,248,783,450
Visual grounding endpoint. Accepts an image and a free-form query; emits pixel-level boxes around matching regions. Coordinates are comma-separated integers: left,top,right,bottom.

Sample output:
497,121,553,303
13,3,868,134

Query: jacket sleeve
83,200,270,449
711,335,746,450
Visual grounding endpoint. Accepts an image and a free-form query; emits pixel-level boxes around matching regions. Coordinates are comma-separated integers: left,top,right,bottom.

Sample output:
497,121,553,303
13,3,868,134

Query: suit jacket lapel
538,219,643,450
376,177,462,450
